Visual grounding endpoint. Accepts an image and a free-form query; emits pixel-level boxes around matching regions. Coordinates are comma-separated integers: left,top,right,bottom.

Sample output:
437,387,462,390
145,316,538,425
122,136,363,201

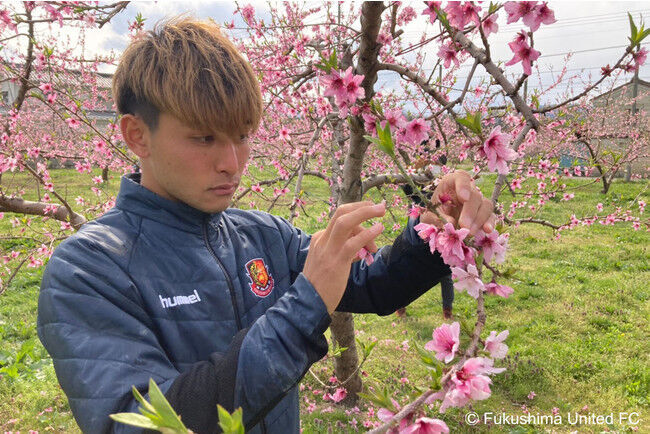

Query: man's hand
420,171,496,235
304,201,386,314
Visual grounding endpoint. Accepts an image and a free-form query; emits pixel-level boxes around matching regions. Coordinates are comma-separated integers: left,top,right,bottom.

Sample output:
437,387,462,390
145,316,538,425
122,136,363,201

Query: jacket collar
115,173,222,234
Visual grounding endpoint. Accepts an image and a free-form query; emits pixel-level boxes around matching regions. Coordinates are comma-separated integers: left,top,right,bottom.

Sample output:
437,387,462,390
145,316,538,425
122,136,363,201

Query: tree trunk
329,1,383,405
102,166,109,182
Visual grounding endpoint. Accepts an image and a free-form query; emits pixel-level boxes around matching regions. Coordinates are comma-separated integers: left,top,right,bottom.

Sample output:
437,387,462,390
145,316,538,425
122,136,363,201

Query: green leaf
457,112,482,135
109,413,159,430
330,346,348,357
365,341,377,358
415,344,444,375
358,384,396,412
147,379,187,431
629,13,638,41
132,385,156,415
217,406,245,434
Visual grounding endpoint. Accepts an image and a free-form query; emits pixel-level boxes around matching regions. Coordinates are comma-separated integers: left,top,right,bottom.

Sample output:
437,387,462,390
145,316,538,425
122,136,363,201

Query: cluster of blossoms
412,220,512,300
321,66,365,117
371,203,512,430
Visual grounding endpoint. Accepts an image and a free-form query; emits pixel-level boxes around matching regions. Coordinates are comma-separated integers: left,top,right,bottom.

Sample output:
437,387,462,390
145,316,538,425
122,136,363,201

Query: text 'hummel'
159,290,202,309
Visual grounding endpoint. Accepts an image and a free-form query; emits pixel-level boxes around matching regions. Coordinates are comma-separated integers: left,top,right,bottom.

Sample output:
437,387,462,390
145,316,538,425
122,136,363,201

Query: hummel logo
159,290,202,309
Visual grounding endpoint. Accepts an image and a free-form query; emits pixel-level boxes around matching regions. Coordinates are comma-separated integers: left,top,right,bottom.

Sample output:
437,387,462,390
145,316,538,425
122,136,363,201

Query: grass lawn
0,168,648,433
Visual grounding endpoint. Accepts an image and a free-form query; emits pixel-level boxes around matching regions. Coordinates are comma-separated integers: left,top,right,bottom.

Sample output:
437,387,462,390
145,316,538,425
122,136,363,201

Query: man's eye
239,135,249,145
195,136,214,144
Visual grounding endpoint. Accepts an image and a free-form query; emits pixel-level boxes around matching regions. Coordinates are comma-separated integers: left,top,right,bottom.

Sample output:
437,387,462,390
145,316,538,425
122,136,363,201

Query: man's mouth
208,183,237,195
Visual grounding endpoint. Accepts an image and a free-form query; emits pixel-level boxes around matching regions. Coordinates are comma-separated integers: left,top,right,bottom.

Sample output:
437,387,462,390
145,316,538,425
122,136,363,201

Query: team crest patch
245,258,274,297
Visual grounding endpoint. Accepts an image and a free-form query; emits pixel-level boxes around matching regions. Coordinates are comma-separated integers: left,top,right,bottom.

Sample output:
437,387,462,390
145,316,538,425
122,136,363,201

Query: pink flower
400,417,449,434
484,330,509,359
322,68,346,100
596,203,603,212
436,223,470,266
437,41,459,68
323,67,365,108
357,247,375,266
505,32,541,75
504,1,556,31
66,118,81,129
451,264,484,298
0,9,17,32
422,2,442,24
240,4,255,23
481,13,499,37
425,321,460,363
279,126,290,141
445,1,480,29
528,391,536,400
474,230,507,264
414,222,438,254
634,48,648,67
377,400,412,432
484,281,514,298
524,2,556,31
480,126,517,175
383,108,407,130
46,92,58,104
331,387,347,403
437,357,505,412
408,206,423,219
503,1,537,24
403,118,431,145
39,82,53,94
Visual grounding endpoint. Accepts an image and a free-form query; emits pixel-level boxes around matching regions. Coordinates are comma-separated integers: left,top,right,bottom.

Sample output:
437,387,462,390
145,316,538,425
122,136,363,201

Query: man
37,18,496,434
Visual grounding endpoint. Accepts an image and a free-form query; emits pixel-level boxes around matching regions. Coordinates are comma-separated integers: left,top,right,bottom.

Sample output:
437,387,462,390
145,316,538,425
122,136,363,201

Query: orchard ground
0,168,648,433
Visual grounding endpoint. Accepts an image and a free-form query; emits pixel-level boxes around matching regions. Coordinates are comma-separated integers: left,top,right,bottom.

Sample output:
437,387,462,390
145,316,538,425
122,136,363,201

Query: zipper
202,218,268,433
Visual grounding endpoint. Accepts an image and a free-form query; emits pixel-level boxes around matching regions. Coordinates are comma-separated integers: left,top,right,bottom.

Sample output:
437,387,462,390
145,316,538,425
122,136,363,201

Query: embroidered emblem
245,258,274,297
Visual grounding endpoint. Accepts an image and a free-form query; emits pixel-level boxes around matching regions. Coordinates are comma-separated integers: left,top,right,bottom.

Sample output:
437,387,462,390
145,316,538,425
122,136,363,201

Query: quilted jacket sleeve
37,236,172,433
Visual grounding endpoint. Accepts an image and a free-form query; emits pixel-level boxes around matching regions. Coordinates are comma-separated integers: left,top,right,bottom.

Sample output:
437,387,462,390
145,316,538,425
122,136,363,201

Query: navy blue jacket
37,173,450,433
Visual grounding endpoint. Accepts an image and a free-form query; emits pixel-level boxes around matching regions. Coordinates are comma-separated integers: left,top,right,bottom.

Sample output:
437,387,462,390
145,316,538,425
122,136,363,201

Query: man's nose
214,142,239,175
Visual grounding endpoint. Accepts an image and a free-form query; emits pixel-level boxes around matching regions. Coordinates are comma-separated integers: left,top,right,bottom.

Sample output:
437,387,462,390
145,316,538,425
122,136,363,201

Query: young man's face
140,112,251,213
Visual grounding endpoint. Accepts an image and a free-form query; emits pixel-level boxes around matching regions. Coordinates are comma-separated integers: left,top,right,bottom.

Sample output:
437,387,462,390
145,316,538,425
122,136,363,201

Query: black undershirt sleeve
147,328,249,434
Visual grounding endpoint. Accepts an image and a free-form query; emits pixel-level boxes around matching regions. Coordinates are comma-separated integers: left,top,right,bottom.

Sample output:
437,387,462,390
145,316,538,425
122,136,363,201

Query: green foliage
314,49,338,73
217,405,245,434
356,338,377,359
364,121,395,157
457,112,483,135
628,13,650,47
110,379,188,433
358,383,397,412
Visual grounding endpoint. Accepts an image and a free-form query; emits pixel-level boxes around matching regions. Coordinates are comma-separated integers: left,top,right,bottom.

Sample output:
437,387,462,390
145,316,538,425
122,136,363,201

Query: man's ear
120,114,151,159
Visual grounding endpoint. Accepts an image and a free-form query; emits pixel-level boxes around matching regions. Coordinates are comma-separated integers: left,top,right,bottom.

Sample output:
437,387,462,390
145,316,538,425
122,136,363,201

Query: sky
10,1,650,106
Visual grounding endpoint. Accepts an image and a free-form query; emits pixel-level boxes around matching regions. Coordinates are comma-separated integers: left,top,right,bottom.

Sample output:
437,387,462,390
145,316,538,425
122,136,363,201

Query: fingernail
372,222,384,233
459,189,470,201
373,202,386,211
485,223,493,232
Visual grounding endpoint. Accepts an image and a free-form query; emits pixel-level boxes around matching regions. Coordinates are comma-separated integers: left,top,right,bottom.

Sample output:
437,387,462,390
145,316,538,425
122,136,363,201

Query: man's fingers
329,202,386,246
483,213,497,234
351,225,379,253
344,223,384,261
324,201,374,236
452,171,474,202
458,189,482,232
470,198,495,235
